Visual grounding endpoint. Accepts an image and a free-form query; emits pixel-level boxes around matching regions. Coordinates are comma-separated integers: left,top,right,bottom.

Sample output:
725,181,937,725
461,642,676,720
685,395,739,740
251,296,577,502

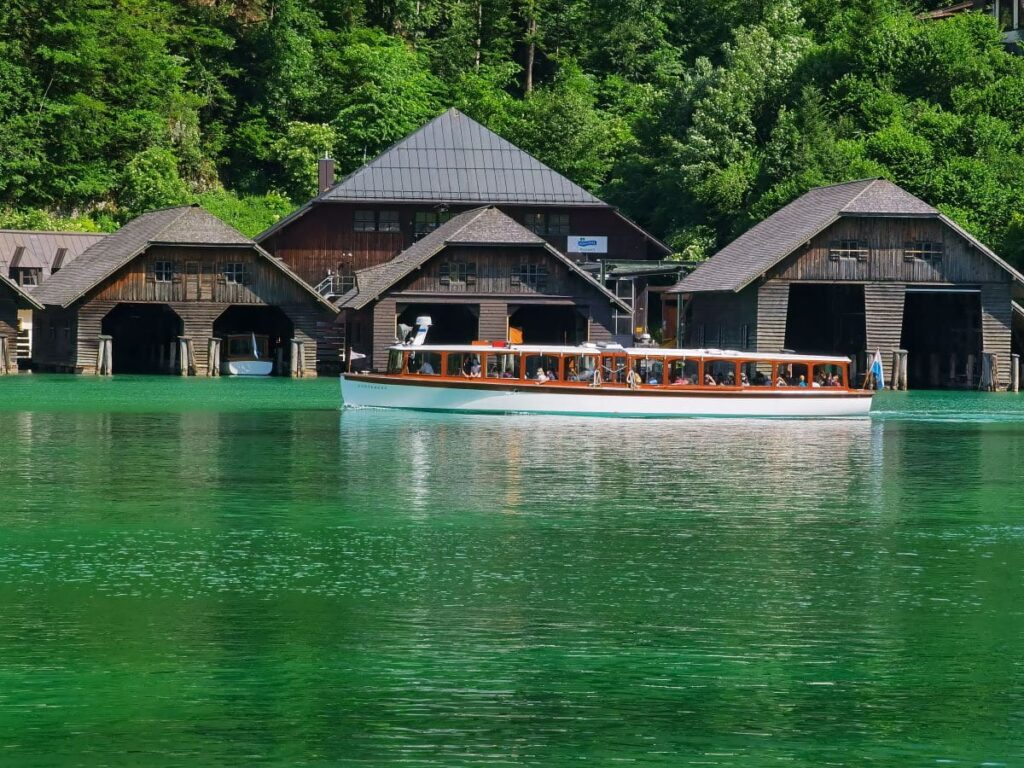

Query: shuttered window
439,262,477,286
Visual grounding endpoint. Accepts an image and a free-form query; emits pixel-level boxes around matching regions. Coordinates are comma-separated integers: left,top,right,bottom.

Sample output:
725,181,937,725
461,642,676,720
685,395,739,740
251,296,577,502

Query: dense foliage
1,0,1023,265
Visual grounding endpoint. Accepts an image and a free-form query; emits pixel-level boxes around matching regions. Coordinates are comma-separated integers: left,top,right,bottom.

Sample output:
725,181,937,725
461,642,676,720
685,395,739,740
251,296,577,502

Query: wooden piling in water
1012,353,1020,393
0,336,10,375
289,338,306,378
207,337,221,376
981,352,997,391
96,334,113,375
890,350,901,391
177,337,196,376
966,354,975,389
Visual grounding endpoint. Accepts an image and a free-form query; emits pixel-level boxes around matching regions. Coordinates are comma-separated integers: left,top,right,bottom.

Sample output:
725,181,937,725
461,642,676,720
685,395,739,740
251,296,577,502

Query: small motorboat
224,333,273,376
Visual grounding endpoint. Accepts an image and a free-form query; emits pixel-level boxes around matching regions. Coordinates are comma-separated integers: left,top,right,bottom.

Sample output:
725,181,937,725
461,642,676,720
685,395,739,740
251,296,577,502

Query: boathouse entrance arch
213,305,295,373
900,289,983,388
784,284,866,358
508,304,588,345
101,303,183,374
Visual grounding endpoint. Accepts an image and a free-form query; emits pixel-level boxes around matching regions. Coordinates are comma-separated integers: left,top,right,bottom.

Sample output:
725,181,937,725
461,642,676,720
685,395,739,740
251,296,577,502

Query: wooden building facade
336,207,630,368
31,206,337,375
671,179,1024,388
257,108,670,370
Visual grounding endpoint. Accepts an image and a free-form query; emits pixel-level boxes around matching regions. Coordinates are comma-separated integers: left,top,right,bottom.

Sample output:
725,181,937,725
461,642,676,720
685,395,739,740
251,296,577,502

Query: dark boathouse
31,205,337,376
336,206,631,368
258,108,671,368
670,179,1024,389
0,272,42,373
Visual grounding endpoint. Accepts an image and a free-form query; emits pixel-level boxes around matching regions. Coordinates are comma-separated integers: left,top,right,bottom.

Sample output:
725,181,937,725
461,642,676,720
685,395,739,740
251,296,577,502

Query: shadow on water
1,378,1024,765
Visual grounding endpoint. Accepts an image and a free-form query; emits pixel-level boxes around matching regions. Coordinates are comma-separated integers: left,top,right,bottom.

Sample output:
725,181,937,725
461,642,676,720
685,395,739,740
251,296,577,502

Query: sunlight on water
1,377,1023,766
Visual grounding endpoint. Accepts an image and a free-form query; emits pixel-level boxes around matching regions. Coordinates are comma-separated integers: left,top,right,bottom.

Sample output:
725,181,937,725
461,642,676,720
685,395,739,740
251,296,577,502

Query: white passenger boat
340,323,873,418
224,333,273,376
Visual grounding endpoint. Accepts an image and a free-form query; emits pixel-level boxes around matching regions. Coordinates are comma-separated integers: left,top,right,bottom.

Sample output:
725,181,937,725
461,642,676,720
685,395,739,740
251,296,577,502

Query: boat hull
227,360,273,376
340,375,873,418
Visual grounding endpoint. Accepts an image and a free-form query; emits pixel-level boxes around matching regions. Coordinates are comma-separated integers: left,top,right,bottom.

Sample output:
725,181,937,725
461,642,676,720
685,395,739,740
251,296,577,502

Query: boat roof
391,343,852,364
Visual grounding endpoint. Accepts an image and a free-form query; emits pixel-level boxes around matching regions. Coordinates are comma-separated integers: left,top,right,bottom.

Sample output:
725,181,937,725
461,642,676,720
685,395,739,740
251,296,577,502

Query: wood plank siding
981,282,1013,386
756,282,788,353
262,203,653,287
863,284,906,354
0,291,18,340
773,218,1007,284
478,302,508,342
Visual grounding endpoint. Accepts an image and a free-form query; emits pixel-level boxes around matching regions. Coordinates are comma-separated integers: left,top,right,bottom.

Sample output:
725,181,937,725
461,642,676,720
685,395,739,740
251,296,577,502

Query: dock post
899,350,908,391
890,350,901,391
1012,353,1020,393
0,336,9,375
949,353,957,388
168,340,177,374
290,339,299,378
981,352,997,391
966,354,975,389
97,334,113,375
207,337,221,376
177,337,190,376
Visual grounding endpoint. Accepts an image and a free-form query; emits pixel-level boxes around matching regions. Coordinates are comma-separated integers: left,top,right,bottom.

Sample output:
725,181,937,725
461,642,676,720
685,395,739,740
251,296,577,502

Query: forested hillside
2,0,1024,266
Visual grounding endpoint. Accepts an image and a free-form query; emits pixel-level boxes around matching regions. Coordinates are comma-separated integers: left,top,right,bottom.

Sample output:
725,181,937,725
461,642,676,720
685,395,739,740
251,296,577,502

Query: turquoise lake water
1,376,1023,766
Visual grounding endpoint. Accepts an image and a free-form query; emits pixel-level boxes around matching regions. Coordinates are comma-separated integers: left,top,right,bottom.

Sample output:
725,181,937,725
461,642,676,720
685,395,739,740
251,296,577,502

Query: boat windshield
387,349,405,374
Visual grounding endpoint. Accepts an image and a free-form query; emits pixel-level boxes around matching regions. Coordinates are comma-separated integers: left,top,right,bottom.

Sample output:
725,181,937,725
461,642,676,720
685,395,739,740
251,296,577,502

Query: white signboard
567,235,608,254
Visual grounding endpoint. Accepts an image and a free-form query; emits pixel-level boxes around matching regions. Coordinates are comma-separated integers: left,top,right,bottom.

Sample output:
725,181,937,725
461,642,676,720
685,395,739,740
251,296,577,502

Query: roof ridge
441,205,495,243
810,178,881,193
0,229,107,236
839,178,880,211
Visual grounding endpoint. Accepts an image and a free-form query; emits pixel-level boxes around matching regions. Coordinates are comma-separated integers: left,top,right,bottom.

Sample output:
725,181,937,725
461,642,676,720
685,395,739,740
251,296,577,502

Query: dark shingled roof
336,207,630,312
0,230,106,276
674,179,949,294
33,205,337,311
322,108,604,206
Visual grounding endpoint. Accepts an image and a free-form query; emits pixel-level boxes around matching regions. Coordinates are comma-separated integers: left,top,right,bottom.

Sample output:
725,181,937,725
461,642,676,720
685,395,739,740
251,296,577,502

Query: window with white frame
223,263,249,284
153,261,174,282
829,239,870,261
903,241,943,262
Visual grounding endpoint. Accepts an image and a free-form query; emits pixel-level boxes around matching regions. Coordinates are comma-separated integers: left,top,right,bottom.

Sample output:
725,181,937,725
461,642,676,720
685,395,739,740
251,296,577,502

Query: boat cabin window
740,362,771,387
668,358,699,386
446,352,482,377
408,351,442,376
226,335,267,359
633,357,665,385
387,349,405,374
600,354,627,384
704,360,739,386
812,363,845,388
485,352,520,379
774,362,810,387
524,354,561,382
565,354,598,382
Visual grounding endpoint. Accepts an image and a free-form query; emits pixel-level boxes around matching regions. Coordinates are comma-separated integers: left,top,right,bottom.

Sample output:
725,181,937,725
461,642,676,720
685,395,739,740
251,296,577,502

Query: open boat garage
30,205,338,375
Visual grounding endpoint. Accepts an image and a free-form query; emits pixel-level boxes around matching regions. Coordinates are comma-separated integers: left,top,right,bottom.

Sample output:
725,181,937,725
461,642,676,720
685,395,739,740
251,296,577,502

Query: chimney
317,155,335,194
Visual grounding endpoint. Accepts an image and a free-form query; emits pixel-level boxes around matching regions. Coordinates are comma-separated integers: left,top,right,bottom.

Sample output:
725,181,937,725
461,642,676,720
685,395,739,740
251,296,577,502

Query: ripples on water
0,378,1023,766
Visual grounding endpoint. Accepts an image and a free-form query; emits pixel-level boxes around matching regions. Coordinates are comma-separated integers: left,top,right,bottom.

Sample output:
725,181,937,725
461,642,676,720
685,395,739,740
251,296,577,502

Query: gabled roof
0,230,107,274
255,108,672,257
672,179,992,294
0,272,43,310
336,206,631,313
32,205,337,312
323,108,604,206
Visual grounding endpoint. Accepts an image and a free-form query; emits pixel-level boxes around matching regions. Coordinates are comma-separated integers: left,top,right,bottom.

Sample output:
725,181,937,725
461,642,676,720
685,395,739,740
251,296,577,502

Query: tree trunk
475,0,483,70
525,16,537,93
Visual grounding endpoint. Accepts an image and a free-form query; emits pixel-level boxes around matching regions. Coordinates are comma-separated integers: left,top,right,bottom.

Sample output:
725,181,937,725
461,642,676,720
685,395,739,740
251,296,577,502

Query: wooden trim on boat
345,373,874,399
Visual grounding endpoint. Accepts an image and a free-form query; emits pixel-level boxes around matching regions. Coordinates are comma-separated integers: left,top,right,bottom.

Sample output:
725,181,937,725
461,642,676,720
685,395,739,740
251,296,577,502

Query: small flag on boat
870,349,885,390
251,332,259,359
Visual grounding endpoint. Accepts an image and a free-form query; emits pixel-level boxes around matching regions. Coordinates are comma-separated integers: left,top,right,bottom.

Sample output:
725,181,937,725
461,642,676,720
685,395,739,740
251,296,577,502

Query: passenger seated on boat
535,368,549,383
419,360,434,375
470,358,482,377
547,368,558,381
704,373,716,386
775,374,788,387
798,375,807,387
740,371,750,386
725,371,736,386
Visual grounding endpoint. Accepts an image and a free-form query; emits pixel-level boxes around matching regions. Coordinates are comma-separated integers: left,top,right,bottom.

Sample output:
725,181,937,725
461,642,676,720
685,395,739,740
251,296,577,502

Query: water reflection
1,394,1023,766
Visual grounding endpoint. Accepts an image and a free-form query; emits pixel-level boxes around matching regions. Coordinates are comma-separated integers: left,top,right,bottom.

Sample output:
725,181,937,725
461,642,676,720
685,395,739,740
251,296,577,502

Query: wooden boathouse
258,108,671,368
0,272,42,373
670,179,1024,389
335,206,631,368
30,205,338,376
